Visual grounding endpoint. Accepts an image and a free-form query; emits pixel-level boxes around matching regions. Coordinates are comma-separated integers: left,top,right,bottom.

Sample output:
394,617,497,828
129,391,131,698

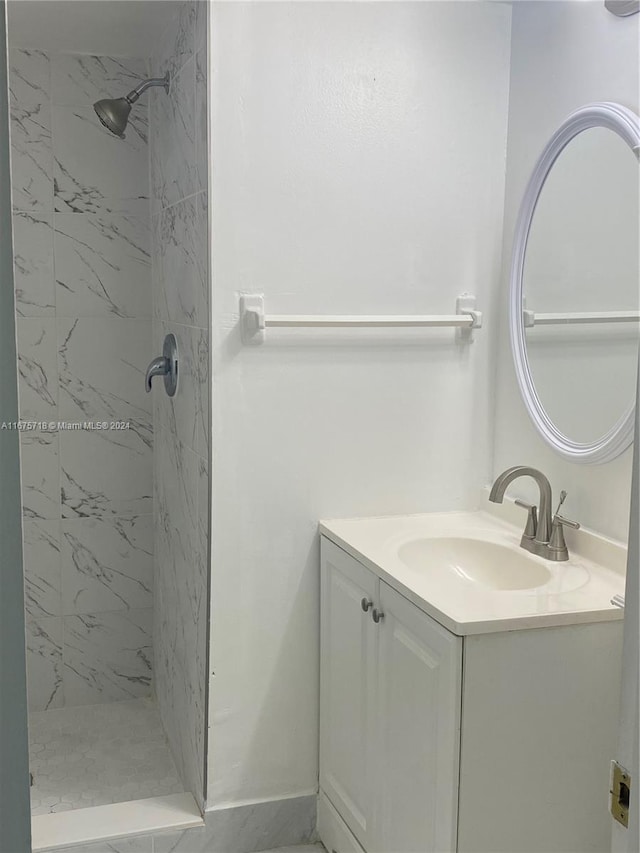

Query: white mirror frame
509,102,640,464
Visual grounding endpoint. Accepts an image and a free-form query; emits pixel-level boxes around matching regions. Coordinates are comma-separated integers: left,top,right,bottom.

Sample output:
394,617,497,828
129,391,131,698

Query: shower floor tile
29,698,185,815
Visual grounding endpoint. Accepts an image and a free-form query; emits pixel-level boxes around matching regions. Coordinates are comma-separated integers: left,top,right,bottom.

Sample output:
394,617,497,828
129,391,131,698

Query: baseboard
156,794,318,852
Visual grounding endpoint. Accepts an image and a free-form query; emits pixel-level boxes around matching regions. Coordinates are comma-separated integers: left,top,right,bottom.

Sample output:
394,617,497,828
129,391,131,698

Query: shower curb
31,792,203,851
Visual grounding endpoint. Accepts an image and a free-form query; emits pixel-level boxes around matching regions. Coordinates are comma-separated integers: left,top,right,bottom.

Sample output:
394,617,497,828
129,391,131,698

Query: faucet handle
554,489,568,516
553,514,580,530
514,499,538,539
552,491,579,531
548,514,580,560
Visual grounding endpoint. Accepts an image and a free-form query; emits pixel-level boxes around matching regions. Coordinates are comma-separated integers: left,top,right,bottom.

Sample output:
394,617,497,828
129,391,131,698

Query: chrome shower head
94,96,132,138
93,71,170,138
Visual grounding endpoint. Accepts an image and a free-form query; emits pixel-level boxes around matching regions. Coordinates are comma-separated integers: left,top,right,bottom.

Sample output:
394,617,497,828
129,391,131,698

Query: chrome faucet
489,466,579,561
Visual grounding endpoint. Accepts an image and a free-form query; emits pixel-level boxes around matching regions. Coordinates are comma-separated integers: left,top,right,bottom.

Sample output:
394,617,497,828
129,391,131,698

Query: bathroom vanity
317,509,625,853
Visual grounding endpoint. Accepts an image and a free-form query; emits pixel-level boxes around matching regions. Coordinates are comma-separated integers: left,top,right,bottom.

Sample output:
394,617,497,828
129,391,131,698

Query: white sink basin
397,537,552,590
319,509,626,635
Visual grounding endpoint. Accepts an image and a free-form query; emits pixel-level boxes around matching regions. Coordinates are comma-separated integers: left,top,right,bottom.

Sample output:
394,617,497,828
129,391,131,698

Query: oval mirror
510,103,640,463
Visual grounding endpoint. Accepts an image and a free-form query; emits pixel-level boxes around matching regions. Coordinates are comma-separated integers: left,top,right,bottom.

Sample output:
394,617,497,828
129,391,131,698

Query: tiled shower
9,0,209,819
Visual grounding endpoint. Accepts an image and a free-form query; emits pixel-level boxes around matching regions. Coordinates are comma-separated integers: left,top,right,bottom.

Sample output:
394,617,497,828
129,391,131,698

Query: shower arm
125,72,170,104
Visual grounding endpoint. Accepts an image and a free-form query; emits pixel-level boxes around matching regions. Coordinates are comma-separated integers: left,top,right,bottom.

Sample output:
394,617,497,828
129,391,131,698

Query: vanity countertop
319,506,626,636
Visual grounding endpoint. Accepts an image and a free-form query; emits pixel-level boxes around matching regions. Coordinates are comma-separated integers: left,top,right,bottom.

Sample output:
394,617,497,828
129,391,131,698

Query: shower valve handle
145,356,170,392
145,333,178,397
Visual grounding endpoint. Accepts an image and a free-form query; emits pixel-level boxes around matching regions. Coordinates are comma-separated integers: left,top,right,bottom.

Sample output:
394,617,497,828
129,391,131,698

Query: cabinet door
373,581,462,853
318,791,367,853
320,538,378,851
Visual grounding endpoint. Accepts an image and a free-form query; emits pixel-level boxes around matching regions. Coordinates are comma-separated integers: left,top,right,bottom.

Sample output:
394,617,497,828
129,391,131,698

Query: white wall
209,1,512,806
493,1,640,543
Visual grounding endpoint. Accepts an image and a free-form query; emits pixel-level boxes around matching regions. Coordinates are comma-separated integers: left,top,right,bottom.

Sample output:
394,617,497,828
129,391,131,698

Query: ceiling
7,0,177,56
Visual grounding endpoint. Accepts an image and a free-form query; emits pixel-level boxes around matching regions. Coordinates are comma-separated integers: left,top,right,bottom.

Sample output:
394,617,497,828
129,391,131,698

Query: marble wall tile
9,50,52,212
153,439,197,675
53,106,148,214
153,193,207,325
26,616,64,710
13,211,55,316
9,49,50,108
12,48,157,712
152,425,173,570
60,516,153,615
195,48,207,194
153,1,196,79
63,608,153,704
153,825,209,853
197,456,209,585
153,323,208,457
155,641,206,810
186,574,208,807
20,431,60,520
154,435,206,803
195,328,209,458
203,797,318,853
150,3,209,808
150,57,196,211
16,318,58,420
196,191,208,319
57,317,152,434
180,323,208,460
173,563,207,804
153,796,318,853
22,519,62,618
52,54,148,105
196,192,209,327
10,101,53,211
154,435,198,582
194,1,207,56
60,428,152,520
55,212,151,318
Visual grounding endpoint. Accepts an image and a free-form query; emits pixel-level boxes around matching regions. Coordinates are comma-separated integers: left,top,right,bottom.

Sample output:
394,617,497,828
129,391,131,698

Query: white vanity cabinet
320,538,461,853
319,535,623,853
319,539,380,850
373,581,462,853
